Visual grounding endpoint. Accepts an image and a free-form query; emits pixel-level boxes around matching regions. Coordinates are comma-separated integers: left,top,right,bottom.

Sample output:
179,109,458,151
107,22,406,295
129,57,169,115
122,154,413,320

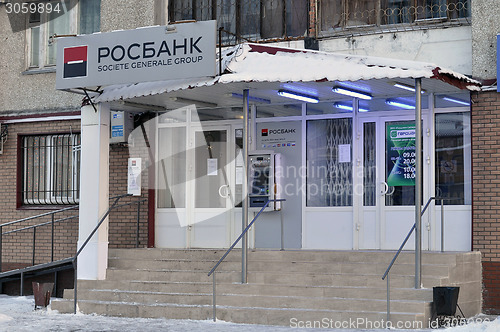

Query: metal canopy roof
93,43,480,112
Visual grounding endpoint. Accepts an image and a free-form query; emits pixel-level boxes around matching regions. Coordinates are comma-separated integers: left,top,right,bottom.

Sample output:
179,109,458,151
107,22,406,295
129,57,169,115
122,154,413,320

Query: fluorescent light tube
333,102,369,112
442,96,470,106
332,87,372,100
231,93,271,104
386,99,415,110
392,82,426,94
278,90,319,103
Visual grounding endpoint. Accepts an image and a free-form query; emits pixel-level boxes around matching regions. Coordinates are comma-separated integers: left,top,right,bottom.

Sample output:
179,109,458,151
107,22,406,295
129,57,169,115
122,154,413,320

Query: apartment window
319,0,470,34
28,0,100,69
168,0,308,45
22,134,81,205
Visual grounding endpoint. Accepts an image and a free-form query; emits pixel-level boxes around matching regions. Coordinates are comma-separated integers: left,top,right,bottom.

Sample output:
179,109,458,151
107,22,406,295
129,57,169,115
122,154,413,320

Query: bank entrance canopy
93,43,480,111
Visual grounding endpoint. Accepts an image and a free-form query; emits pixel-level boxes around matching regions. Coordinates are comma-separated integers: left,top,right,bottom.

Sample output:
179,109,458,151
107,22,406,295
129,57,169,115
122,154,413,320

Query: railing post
20,272,24,296
73,257,78,314
136,200,141,248
441,199,444,252
387,273,390,322
212,271,216,322
280,202,284,251
51,213,55,262
32,227,36,266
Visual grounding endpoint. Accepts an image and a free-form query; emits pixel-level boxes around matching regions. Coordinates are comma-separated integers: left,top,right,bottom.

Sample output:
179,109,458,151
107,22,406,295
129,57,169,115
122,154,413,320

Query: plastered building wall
319,26,472,76
472,0,500,81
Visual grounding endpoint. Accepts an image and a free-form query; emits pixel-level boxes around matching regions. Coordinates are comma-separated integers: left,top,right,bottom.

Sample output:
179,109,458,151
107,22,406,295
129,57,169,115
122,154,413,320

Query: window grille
22,134,81,205
319,0,470,37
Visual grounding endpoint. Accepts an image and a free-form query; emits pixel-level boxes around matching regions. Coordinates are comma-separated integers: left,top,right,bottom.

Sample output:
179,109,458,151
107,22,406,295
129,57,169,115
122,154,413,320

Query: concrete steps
51,249,482,327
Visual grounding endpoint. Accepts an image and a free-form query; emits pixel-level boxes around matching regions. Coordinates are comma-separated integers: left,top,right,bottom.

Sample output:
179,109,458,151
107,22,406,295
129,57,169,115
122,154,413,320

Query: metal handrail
382,196,436,281
208,198,285,322
381,196,458,321
0,205,80,228
0,193,146,299
2,215,79,235
72,193,134,314
381,196,435,322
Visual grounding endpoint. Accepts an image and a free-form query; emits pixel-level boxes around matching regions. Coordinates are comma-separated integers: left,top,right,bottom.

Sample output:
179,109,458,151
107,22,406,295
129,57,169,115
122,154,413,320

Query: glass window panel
217,0,237,44
320,0,343,32
46,0,71,65
383,0,412,24
363,122,376,206
30,27,40,67
261,0,283,39
285,0,308,37
79,0,101,34
256,104,302,118
157,127,186,208
195,0,214,20
346,0,378,26
240,0,260,38
234,128,243,207
385,120,422,206
158,109,187,124
448,0,470,19
416,0,447,20
435,112,470,205
307,118,353,207
194,130,227,208
171,0,194,20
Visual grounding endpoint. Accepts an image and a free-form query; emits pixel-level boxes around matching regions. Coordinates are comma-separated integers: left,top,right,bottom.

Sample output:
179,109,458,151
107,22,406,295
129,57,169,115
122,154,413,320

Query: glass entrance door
359,116,426,250
189,127,232,248
156,123,236,249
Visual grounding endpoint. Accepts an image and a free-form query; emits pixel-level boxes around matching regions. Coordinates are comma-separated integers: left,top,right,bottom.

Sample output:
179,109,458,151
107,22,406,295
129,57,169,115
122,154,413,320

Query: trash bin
433,286,460,316
32,282,54,309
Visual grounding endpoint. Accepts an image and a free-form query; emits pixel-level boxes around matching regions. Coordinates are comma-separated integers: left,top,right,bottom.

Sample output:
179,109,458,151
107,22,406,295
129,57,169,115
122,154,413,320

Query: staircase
51,249,481,328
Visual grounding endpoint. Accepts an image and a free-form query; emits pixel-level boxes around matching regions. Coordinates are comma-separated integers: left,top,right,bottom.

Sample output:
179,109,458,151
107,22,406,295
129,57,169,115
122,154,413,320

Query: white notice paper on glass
338,144,351,163
235,167,243,185
207,158,218,176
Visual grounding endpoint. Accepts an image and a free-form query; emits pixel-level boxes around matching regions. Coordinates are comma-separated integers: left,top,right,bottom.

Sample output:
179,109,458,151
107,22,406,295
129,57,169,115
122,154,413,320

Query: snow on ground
0,295,498,332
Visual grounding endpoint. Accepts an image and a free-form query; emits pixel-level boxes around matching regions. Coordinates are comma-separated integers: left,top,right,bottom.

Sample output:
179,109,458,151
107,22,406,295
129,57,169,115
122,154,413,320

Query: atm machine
248,151,282,211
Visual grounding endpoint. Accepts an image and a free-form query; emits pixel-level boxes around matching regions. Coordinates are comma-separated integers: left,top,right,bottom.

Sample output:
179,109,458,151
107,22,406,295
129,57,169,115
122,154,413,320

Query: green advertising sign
386,122,416,186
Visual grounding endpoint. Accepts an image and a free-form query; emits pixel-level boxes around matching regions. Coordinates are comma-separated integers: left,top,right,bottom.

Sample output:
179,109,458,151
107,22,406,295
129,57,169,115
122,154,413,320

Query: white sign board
56,21,216,89
128,158,142,196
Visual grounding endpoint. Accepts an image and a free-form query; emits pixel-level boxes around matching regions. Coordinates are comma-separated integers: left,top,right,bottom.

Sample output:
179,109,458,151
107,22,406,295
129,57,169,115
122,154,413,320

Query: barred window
319,0,470,35
22,134,81,205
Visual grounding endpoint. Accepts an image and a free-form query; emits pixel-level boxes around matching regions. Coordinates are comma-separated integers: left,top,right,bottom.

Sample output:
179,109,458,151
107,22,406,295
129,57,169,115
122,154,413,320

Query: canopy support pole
415,78,422,289
242,89,249,284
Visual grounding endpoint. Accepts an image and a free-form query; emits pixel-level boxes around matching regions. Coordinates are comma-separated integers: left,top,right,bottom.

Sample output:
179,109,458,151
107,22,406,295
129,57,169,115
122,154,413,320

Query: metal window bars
22,134,81,205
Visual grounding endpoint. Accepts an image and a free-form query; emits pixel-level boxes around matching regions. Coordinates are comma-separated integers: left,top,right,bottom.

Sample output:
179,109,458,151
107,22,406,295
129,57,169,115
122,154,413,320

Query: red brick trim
483,261,500,314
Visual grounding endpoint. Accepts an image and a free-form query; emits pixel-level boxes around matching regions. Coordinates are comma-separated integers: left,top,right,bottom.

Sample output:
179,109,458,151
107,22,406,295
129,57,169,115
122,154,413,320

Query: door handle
218,184,230,198
380,181,389,196
380,181,395,196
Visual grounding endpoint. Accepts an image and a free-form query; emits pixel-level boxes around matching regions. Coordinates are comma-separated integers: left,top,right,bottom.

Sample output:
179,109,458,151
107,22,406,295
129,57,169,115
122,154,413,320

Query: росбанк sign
56,21,216,90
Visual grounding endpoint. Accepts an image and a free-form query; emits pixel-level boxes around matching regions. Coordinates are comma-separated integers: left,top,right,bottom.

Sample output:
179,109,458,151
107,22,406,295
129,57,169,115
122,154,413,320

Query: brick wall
471,90,500,314
0,117,150,271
